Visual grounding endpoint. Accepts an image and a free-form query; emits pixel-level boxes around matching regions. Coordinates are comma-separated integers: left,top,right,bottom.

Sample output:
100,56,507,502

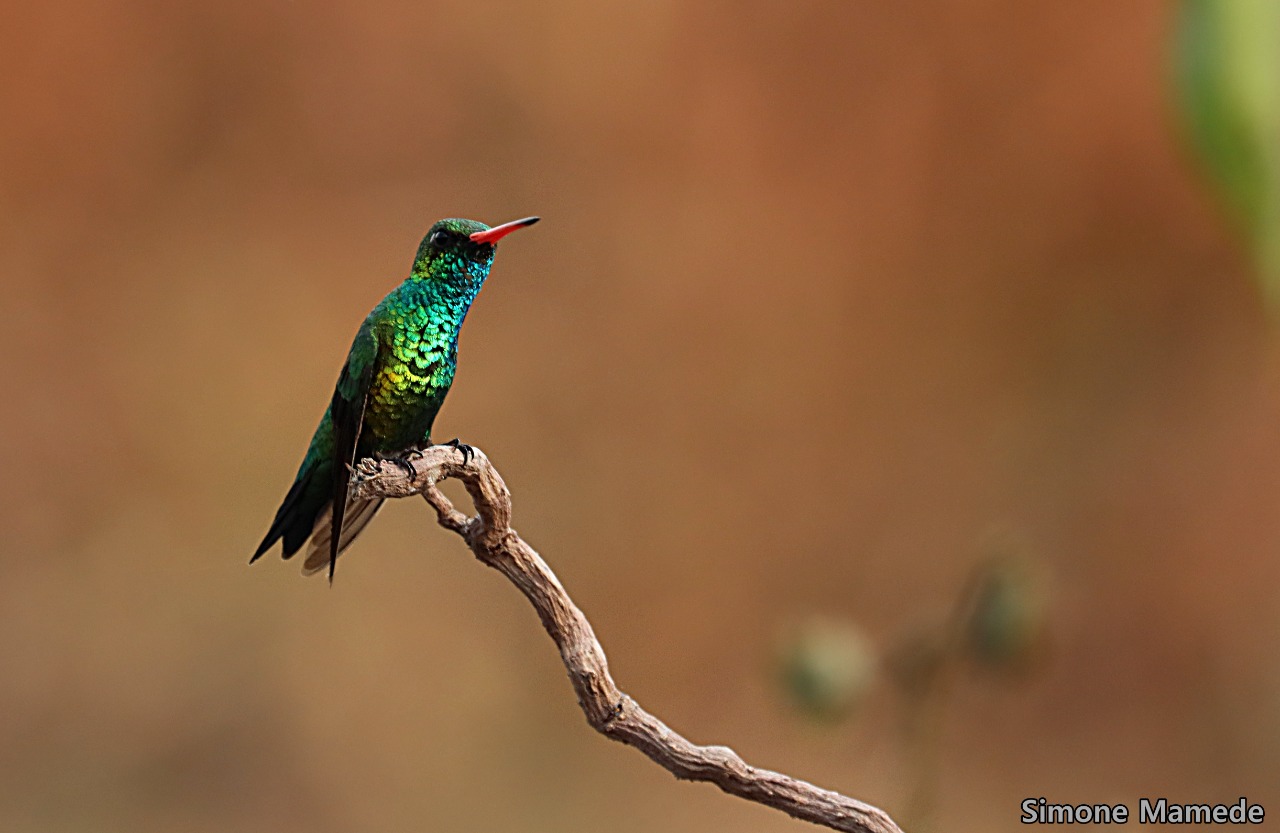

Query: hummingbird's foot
441,438,475,466
387,455,419,480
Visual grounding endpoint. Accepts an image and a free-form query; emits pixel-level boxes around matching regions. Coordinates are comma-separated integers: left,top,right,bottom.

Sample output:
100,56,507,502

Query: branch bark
349,445,904,833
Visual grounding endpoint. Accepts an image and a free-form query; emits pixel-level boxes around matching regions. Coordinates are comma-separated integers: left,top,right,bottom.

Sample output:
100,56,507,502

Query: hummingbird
251,216,540,580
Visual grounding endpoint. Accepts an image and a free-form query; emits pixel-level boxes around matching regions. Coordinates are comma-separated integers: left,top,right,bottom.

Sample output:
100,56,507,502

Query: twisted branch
349,445,904,833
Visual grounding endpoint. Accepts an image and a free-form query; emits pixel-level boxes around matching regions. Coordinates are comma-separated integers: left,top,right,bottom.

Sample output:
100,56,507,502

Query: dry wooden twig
349,445,904,833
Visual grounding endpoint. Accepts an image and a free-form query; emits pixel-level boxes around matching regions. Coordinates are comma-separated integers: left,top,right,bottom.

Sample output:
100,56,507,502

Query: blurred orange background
2,2,1278,831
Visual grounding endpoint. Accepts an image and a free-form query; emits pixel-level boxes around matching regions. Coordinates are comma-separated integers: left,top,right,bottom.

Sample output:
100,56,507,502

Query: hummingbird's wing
324,321,380,581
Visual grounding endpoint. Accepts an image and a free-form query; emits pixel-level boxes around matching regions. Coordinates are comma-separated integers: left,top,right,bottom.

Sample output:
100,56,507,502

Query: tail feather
253,456,386,576
251,462,332,563
302,497,385,576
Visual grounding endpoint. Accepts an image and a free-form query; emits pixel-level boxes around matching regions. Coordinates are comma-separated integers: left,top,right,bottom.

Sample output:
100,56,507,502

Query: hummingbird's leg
441,437,475,466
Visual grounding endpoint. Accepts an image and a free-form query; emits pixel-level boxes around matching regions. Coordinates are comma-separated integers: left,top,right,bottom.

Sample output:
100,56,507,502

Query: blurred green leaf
1175,0,1280,306
964,556,1049,674
778,617,878,722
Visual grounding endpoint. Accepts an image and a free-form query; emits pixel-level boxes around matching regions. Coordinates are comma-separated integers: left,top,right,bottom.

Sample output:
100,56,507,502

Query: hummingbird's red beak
470,216,540,244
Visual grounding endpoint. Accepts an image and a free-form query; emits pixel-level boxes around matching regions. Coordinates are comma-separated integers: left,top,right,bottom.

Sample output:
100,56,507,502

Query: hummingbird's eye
430,229,452,247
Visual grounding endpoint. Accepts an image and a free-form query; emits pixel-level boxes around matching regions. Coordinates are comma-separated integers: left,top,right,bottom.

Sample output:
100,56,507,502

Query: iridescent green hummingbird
251,216,539,580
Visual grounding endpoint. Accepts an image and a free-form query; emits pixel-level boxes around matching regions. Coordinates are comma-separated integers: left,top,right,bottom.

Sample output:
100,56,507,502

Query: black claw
443,438,474,465
389,456,418,479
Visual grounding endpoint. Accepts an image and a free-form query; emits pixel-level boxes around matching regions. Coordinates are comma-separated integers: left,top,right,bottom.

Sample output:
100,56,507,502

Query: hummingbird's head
412,216,539,286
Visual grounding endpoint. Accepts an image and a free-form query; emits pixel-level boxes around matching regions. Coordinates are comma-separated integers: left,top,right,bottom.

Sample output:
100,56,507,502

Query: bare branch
350,445,904,833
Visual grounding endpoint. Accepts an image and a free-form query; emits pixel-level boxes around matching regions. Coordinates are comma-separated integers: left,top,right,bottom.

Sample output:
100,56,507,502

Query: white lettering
1140,798,1166,823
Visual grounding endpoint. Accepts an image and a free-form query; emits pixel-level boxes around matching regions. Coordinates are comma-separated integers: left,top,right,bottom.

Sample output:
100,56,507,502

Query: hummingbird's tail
252,458,384,576
301,496,385,576
251,462,331,563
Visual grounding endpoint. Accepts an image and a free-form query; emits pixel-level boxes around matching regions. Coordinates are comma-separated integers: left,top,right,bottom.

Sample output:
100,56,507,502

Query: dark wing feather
325,322,380,581
251,476,310,562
